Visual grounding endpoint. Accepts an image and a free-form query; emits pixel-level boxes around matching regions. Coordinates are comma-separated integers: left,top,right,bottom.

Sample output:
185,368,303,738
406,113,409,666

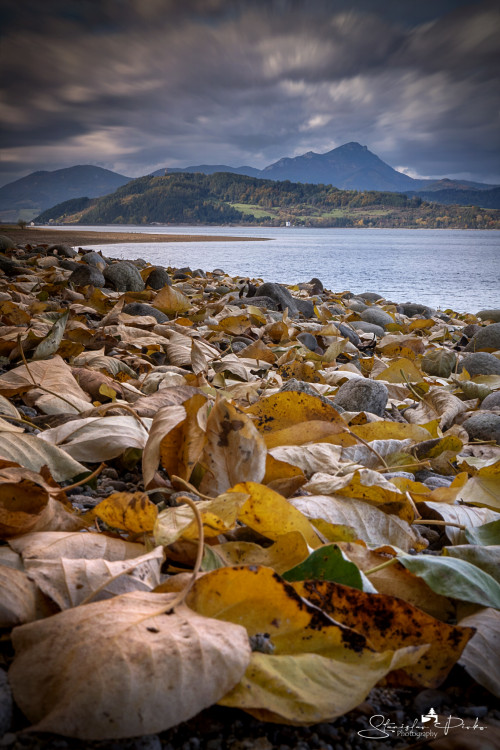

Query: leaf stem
412,519,466,530
364,557,398,576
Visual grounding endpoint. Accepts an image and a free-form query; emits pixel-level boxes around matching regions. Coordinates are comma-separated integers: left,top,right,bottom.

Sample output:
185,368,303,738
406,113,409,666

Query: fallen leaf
459,607,500,698
9,531,147,561
404,388,468,430
0,433,86,480
93,492,158,533
199,398,266,496
9,591,251,739
31,311,69,361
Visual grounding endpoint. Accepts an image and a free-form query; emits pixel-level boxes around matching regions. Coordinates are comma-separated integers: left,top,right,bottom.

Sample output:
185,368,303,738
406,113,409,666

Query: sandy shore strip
1,225,270,246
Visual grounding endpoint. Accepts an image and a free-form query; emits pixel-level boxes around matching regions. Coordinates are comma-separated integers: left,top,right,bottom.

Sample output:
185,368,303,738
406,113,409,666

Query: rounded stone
346,298,368,312
398,302,435,318
333,377,388,416
357,291,384,302
338,323,361,347
47,243,77,258
359,307,394,328
146,266,171,289
104,261,145,292
0,234,15,250
81,250,108,268
256,282,314,318
297,332,318,351
122,302,169,323
0,668,13,736
280,378,341,410
480,391,500,410
477,309,500,323
465,322,500,352
459,352,500,377
352,321,385,338
68,264,105,287
462,413,500,444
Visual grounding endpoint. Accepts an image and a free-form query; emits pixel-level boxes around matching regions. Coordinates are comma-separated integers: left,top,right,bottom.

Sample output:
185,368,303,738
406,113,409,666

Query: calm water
54,225,500,313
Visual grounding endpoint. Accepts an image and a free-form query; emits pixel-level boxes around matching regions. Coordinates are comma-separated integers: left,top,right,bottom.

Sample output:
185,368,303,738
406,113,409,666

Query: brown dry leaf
247,391,346,436
9,591,251,739
199,398,266,496
25,547,165,609
0,565,45,627
39,415,151,462
142,404,186,487
158,393,208,482
293,580,473,687
338,542,455,621
93,492,158,533
289,495,427,552
417,500,500,544
0,433,87,481
9,531,147,561
153,285,192,314
459,607,500,698
0,355,91,413
269,443,344,477
236,339,276,364
404,387,469,430
303,469,415,522
0,466,51,538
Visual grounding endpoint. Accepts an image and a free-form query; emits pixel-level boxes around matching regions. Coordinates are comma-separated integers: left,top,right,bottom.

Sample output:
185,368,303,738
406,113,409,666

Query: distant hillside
407,186,500,210
0,165,131,222
35,172,500,229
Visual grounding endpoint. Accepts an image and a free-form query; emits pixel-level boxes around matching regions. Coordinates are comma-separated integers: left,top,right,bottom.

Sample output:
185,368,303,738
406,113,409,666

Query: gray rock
477,309,500,322
122,302,169,323
333,378,388,416
459,352,500,376
256,282,314,318
81,250,108,268
104,261,145,292
0,668,13,736
465,322,500,352
357,291,384,302
308,276,324,294
338,323,361,347
192,268,206,278
58,259,80,271
68,264,105,287
0,234,15,250
214,285,231,295
398,302,434,318
414,470,454,488
328,304,345,315
421,349,457,377
280,378,341,410
145,266,171,289
384,472,415,481
359,307,394,328
297,332,318,351
235,295,279,311
462,413,500,444
462,323,482,339
47,243,77,258
413,689,451,716
346,298,368,312
480,391,500,410
0,254,24,276
173,271,190,280
352,321,385,338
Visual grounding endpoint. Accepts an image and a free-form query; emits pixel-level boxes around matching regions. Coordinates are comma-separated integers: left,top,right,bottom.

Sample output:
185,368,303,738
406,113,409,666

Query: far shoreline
0,225,271,247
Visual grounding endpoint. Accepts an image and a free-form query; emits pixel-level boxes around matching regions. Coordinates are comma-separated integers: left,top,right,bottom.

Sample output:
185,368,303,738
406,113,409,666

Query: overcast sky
1,0,499,187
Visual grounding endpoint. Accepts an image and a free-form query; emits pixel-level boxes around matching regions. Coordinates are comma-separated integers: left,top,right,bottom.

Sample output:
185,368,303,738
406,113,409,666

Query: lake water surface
55,225,500,313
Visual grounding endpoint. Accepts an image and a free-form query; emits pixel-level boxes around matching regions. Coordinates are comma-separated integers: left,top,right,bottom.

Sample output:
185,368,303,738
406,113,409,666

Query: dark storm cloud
0,0,499,186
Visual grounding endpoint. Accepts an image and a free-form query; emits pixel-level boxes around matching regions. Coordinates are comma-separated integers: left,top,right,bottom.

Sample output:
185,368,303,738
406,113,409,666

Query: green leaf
31,311,69,361
282,544,363,590
443,545,500,584
201,545,226,571
465,519,500,546
399,554,500,609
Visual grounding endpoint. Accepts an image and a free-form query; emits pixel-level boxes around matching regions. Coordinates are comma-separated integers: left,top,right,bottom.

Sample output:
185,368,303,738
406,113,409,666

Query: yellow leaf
219,647,427,724
231,481,323,549
277,361,325,383
94,492,158,533
408,318,436,331
303,469,415,523
457,462,500,511
154,492,249,545
159,393,208,482
351,421,433,443
215,532,310,575
235,339,276,364
375,358,423,383
216,314,252,335
153,285,191,314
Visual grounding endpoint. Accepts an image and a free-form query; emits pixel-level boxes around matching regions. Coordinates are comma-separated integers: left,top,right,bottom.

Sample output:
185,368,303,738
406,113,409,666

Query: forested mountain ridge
35,172,500,229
